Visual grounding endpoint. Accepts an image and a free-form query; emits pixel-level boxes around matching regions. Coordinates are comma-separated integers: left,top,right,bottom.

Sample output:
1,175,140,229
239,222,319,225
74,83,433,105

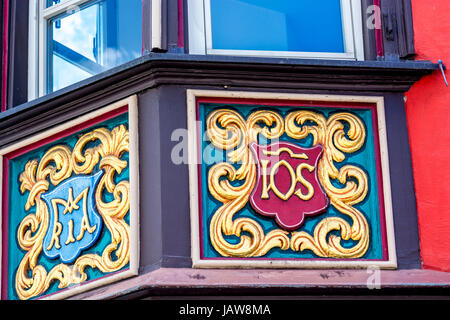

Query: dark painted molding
0,0,7,112
147,88,423,271
0,53,438,148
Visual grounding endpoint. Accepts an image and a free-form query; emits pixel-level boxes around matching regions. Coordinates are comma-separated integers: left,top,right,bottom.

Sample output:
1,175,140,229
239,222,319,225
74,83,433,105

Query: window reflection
48,0,142,93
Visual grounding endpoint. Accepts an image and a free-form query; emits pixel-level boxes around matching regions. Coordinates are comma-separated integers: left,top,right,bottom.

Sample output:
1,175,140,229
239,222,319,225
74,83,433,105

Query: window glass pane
46,0,63,8
48,0,142,93
210,0,345,53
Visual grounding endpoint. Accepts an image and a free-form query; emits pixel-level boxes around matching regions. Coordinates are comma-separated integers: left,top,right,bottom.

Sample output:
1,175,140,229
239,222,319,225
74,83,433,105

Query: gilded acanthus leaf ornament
207,109,290,257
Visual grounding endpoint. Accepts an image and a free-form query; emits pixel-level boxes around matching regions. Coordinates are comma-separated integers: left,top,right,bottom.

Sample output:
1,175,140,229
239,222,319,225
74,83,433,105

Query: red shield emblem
249,142,329,230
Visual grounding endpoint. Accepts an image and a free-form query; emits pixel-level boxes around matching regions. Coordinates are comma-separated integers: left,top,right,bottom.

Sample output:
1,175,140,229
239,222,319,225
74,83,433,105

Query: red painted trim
373,0,384,58
177,0,184,48
1,0,10,112
194,97,390,261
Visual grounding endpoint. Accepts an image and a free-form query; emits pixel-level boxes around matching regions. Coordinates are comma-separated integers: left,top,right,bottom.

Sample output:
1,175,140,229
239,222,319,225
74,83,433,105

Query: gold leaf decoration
15,125,130,300
207,109,290,257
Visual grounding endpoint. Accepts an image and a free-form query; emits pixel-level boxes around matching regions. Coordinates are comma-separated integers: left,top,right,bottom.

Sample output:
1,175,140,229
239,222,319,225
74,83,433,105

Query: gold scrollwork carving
206,108,369,259
16,125,130,300
207,109,290,257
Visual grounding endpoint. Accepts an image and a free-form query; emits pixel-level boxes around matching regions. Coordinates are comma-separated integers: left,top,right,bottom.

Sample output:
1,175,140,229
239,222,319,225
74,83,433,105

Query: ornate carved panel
188,90,396,268
0,96,139,300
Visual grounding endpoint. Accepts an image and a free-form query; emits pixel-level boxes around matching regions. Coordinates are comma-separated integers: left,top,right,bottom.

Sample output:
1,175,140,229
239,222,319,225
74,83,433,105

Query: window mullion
194,0,365,60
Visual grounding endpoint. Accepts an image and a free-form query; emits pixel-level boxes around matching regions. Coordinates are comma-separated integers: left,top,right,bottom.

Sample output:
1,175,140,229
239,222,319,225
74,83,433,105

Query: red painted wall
406,0,450,271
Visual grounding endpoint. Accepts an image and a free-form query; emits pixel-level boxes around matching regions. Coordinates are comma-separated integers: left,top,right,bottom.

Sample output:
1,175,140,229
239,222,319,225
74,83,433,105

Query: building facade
0,0,449,300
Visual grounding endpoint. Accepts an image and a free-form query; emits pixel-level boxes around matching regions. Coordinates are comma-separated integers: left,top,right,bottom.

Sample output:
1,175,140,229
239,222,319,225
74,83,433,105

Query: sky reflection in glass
210,0,345,53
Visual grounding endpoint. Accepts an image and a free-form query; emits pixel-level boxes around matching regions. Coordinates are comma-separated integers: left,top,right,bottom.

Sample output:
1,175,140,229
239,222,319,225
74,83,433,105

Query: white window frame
28,0,103,100
188,0,365,61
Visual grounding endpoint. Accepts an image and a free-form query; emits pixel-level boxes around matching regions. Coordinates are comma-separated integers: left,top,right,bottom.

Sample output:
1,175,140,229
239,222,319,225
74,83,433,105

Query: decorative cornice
0,53,438,149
